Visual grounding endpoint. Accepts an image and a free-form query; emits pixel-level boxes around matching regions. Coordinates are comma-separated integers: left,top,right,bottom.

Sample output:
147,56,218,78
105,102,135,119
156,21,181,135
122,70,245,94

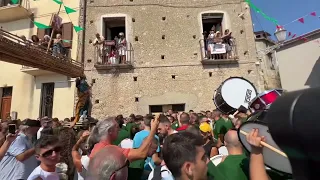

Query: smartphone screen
8,124,16,134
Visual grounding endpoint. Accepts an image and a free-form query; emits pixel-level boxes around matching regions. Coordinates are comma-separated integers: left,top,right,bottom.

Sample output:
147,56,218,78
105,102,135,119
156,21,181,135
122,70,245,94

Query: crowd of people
93,32,128,65
19,34,69,57
0,109,291,180
203,26,234,60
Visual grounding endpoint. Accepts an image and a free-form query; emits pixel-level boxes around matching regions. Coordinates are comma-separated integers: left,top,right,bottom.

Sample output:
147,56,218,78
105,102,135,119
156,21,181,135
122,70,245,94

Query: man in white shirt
28,135,61,180
37,117,53,139
0,119,40,180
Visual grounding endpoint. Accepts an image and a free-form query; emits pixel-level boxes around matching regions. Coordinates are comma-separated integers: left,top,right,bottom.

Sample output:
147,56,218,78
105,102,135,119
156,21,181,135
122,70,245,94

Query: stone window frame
198,10,232,37
198,10,233,61
100,13,133,44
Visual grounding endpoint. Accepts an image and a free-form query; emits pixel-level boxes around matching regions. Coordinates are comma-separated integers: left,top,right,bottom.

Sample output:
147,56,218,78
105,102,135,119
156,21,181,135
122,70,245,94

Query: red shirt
176,125,189,131
90,141,130,158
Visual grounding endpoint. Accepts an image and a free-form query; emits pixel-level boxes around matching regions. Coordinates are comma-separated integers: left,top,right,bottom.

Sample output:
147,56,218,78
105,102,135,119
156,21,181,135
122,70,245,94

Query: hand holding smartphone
8,124,16,134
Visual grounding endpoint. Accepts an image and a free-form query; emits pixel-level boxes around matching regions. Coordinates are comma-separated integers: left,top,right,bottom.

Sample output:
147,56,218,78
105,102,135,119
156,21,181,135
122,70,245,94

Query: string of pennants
9,0,83,33
245,0,320,45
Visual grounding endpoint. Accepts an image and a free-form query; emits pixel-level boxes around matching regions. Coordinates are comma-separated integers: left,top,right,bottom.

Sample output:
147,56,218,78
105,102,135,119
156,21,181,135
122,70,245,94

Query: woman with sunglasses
28,135,62,180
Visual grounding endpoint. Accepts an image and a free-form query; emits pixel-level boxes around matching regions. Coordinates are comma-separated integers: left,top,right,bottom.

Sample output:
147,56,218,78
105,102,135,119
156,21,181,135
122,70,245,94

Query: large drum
238,110,292,174
249,89,283,112
213,77,257,114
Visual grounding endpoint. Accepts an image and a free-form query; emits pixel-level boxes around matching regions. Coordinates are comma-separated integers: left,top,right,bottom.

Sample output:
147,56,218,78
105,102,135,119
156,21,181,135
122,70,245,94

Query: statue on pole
70,75,91,128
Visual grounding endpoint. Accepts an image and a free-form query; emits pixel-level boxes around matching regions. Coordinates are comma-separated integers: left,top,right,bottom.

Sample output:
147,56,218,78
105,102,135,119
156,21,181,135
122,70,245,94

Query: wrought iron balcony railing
93,40,134,70
0,29,84,77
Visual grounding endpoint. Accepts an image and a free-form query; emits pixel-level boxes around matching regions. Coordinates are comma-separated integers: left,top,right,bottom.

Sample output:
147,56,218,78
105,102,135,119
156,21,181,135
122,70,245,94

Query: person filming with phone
0,119,41,180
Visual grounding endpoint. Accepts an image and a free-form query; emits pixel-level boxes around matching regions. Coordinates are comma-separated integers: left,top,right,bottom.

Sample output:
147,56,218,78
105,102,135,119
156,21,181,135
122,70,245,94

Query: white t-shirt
74,155,90,180
147,165,174,180
120,138,133,148
27,166,59,180
37,127,44,139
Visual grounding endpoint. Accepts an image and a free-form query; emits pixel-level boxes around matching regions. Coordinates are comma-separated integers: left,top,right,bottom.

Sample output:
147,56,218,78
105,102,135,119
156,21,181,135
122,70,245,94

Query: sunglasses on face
41,146,62,158
109,159,129,179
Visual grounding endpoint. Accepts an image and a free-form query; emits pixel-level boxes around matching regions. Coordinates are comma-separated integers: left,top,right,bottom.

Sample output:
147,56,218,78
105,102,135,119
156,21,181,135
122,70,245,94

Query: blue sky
251,0,320,40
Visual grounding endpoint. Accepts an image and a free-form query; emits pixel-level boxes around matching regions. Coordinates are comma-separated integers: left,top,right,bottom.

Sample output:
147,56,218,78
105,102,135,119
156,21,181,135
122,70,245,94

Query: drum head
238,122,292,174
221,77,257,109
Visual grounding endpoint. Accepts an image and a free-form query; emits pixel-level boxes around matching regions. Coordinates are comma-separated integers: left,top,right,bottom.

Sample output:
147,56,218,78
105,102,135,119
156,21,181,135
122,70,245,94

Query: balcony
0,29,84,77
93,40,134,70
20,66,55,76
0,0,32,23
199,38,239,65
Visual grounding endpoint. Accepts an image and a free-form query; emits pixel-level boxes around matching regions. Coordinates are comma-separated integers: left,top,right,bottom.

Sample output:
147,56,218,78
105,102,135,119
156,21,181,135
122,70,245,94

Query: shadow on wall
305,56,320,88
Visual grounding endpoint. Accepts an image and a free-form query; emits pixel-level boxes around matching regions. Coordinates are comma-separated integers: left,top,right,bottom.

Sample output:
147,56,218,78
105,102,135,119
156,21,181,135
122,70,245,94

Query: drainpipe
80,0,87,64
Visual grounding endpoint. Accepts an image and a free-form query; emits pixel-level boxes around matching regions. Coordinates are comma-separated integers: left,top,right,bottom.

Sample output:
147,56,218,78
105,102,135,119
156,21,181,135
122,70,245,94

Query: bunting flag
288,32,292,37
34,21,51,29
298,18,305,24
64,6,77,14
245,0,278,24
53,0,62,5
73,26,84,32
11,0,19,4
292,34,297,38
63,39,71,43
310,12,317,16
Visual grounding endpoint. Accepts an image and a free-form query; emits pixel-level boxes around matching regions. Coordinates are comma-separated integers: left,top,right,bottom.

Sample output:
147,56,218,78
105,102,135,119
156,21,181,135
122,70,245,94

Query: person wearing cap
117,32,127,64
0,119,41,180
200,122,218,158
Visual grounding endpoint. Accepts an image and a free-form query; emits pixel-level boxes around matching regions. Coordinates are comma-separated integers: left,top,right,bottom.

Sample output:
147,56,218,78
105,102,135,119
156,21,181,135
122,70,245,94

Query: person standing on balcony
117,32,127,64
53,34,63,57
207,29,215,60
222,29,233,59
93,33,105,64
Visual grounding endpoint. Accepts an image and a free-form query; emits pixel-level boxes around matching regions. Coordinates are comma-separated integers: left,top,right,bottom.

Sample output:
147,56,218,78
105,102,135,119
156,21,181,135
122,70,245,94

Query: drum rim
248,89,284,108
213,89,235,114
237,120,292,175
214,77,258,114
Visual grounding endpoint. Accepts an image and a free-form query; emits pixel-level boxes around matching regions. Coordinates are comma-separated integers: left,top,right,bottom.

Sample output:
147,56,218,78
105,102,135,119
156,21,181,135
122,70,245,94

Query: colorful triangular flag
34,21,51,29
288,32,292,37
298,18,304,23
53,0,62,5
311,12,317,16
64,6,77,14
63,40,71,43
11,0,19,4
73,25,84,32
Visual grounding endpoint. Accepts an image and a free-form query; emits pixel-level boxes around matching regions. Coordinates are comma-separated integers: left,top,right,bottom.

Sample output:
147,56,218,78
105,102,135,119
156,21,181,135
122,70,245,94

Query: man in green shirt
216,129,249,180
213,113,233,147
112,115,130,145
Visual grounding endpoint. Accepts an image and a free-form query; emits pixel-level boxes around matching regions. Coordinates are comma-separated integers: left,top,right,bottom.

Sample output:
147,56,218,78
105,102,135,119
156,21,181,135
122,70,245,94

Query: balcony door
39,83,55,118
0,87,12,120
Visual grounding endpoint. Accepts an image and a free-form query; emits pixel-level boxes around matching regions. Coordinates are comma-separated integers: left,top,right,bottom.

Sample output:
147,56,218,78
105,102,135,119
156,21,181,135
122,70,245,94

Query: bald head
87,146,128,180
224,130,242,149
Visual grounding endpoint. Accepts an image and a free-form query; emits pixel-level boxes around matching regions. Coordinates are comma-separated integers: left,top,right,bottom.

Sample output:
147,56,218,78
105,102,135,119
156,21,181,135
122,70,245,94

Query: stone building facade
82,0,260,118
254,31,281,90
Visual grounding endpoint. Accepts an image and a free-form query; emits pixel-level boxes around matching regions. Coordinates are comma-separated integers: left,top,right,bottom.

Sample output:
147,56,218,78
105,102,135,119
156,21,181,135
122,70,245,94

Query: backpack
152,165,169,180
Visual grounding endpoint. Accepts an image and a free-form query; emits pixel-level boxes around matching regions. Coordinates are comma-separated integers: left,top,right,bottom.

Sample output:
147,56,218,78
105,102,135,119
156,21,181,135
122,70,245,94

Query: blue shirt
0,133,38,180
133,130,160,170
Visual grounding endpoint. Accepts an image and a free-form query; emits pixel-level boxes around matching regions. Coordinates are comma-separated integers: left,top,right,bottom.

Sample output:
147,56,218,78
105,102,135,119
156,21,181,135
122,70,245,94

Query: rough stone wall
255,40,281,90
84,0,260,118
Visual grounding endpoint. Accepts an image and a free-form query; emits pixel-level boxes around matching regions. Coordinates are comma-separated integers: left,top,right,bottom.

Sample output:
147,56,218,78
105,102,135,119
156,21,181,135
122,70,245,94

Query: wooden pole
239,130,288,158
47,2,63,51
